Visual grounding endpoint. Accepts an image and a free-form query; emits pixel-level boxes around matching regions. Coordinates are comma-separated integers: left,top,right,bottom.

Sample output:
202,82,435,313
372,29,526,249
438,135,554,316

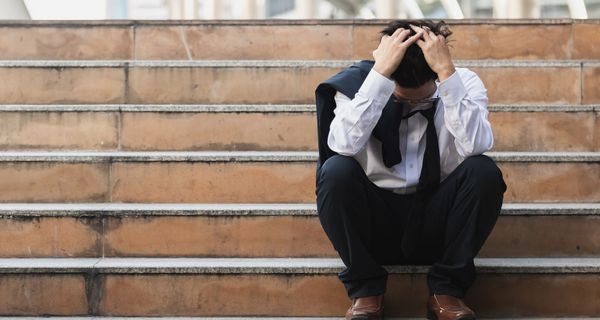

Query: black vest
315,59,377,173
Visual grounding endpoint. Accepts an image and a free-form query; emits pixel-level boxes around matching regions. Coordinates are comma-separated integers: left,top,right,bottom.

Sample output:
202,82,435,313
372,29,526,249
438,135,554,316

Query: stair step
0,203,598,258
0,150,599,162
2,202,598,216
0,257,599,317
2,257,600,274
0,21,597,60
1,103,597,112
0,60,591,67
1,104,598,152
0,60,597,104
0,151,597,203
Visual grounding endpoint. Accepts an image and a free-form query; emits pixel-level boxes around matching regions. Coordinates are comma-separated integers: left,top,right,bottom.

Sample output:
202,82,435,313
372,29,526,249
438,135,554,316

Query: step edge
0,18,594,27
0,59,597,68
0,257,599,274
0,104,598,113
0,18,593,27
0,151,598,163
0,203,597,217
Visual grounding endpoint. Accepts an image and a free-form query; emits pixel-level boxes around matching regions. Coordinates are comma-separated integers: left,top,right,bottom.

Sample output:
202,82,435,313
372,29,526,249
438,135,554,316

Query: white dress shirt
327,67,493,194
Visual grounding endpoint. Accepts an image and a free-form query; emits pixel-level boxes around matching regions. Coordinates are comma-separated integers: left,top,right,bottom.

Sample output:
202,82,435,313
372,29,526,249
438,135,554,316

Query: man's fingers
409,24,426,35
394,29,412,43
410,24,432,42
391,27,405,39
428,30,437,41
381,28,404,46
416,38,426,48
401,30,424,47
380,34,390,44
420,28,432,42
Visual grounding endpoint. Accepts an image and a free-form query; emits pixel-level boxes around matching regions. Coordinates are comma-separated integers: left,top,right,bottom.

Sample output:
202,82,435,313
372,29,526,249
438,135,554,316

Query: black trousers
316,154,507,299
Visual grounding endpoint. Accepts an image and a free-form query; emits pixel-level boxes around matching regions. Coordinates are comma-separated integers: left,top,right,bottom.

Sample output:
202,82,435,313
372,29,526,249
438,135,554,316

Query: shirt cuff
438,69,467,106
357,68,396,104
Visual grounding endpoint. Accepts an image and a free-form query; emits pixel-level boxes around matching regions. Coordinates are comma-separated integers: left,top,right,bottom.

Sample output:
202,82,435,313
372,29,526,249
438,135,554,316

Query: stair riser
0,161,597,203
1,111,598,152
0,112,119,150
0,26,132,60
136,24,595,61
0,274,88,315
0,67,125,104
1,273,598,316
0,23,598,60
0,215,598,258
0,65,596,104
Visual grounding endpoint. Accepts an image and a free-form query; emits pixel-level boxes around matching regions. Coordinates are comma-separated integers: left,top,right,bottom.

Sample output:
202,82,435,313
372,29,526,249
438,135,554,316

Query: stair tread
0,150,598,162
0,103,598,112
1,257,600,274
0,202,598,217
0,59,598,68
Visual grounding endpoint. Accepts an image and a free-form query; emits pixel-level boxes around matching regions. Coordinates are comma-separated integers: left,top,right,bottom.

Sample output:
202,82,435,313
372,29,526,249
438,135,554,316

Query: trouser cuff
342,274,388,298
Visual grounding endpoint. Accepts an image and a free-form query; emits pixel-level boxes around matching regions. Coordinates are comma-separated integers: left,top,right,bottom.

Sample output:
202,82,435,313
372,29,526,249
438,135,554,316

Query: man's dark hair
379,19,453,88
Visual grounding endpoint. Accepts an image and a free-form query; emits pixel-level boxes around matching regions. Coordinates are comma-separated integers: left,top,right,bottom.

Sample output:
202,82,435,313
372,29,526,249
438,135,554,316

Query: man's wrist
436,64,456,81
363,68,396,102
438,69,467,106
373,63,393,79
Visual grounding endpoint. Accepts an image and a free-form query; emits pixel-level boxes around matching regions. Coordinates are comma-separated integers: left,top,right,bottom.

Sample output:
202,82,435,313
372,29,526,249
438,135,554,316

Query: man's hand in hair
372,27,424,79
409,24,456,81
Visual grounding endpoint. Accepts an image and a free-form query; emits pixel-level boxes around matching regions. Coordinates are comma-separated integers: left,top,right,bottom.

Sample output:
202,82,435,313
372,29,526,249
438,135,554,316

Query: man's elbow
327,140,361,156
327,133,362,156
473,138,493,155
458,136,493,158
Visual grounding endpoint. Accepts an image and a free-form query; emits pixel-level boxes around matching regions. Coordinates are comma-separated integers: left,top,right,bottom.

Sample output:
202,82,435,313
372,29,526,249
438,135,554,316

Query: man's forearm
439,69,494,156
327,68,396,155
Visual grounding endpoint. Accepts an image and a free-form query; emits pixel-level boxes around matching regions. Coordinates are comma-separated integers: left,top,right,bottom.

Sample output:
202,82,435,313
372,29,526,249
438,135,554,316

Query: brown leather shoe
345,294,384,320
427,294,476,320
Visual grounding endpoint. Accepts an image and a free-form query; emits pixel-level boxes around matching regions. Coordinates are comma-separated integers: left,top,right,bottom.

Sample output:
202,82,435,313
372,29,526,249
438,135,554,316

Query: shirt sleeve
327,68,396,156
438,68,494,157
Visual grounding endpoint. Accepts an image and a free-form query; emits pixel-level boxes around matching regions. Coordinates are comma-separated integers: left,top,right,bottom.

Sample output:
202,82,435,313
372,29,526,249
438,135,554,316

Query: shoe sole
349,314,383,320
427,308,476,320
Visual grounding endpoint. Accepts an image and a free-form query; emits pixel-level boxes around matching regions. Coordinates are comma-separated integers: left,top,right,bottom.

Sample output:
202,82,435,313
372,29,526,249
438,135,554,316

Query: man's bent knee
316,155,368,222
317,154,365,188
458,155,506,192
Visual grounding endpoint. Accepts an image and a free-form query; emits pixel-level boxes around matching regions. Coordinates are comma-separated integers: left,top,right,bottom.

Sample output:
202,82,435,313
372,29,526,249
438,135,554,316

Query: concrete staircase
0,19,599,318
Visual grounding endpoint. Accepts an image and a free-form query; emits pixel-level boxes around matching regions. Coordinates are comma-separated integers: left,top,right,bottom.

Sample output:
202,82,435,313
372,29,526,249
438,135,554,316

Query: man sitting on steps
314,19,507,320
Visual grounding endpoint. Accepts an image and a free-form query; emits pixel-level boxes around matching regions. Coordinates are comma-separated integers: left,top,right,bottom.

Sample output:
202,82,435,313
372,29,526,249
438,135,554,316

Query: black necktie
372,97,441,193
409,101,441,193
